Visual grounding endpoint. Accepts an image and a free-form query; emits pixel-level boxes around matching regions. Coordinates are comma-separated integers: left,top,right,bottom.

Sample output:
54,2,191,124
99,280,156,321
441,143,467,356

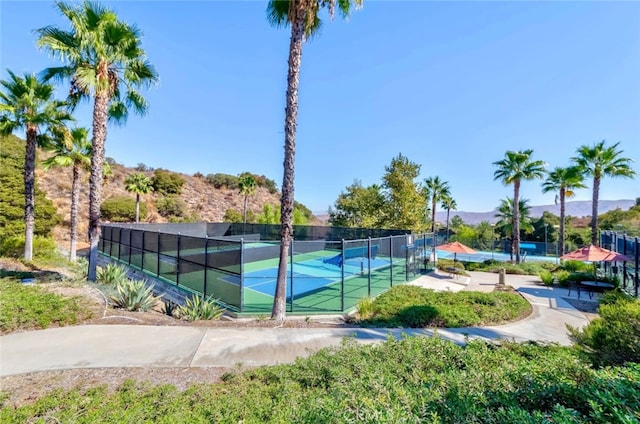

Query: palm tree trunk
431,197,437,260
135,193,140,223
445,208,450,242
513,180,521,264
272,11,305,321
87,90,110,281
23,125,38,261
559,188,566,256
69,161,81,261
243,195,248,225
591,177,600,246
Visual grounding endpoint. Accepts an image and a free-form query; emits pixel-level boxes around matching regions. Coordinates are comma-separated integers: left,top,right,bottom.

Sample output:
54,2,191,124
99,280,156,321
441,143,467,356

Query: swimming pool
435,249,556,263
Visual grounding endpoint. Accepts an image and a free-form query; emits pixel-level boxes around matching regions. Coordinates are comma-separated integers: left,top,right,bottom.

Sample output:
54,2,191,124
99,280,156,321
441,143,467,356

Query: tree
494,198,534,261
572,141,636,245
124,173,153,222
0,70,71,261
541,166,585,255
238,174,257,225
42,127,91,260
329,180,385,228
493,150,545,263
37,0,158,280
382,153,426,230
425,177,450,233
440,194,457,242
267,0,362,320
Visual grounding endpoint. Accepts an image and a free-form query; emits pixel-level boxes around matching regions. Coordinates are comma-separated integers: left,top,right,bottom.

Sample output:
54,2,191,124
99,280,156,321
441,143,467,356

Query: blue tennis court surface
436,249,554,263
221,257,392,298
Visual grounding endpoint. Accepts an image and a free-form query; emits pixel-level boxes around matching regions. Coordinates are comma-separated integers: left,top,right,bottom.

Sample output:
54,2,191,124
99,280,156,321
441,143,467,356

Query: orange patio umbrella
437,241,477,261
560,244,631,262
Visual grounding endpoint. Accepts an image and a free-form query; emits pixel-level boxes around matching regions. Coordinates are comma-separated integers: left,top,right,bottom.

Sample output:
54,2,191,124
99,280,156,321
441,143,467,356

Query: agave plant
161,299,178,317
178,295,224,321
97,263,128,285
109,279,157,312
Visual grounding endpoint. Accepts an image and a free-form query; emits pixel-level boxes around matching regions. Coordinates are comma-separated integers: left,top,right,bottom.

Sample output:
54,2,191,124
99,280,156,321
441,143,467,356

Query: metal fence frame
600,231,640,298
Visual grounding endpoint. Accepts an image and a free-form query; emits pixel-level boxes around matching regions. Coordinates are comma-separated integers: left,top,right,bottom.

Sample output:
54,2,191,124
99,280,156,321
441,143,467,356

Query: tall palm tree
238,174,257,225
37,1,158,280
43,127,91,260
541,166,585,255
124,173,153,223
493,150,545,263
440,194,457,242
0,70,71,261
494,198,534,262
425,176,450,261
572,141,636,245
267,0,362,320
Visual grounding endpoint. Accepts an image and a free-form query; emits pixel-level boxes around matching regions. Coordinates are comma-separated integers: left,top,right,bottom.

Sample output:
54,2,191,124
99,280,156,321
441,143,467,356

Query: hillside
36,158,300,246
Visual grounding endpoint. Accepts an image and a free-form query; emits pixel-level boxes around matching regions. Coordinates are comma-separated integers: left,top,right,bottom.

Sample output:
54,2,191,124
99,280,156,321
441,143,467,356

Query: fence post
240,238,244,313
176,233,181,287
341,239,345,312
622,233,628,289
390,236,394,287
289,238,294,313
367,237,372,297
203,236,209,299
635,237,639,298
118,227,123,261
156,232,161,277
128,229,132,265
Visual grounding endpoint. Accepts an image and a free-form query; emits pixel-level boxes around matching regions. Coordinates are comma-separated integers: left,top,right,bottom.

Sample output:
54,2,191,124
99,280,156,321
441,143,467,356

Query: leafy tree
223,209,255,224
0,134,60,243
238,174,257,225
100,196,146,223
256,204,308,225
494,198,534,261
0,70,71,261
267,0,362,320
572,141,636,245
156,195,188,219
493,150,545,263
151,169,184,195
37,0,158,280
440,194,457,242
542,166,585,255
42,127,92,260
329,180,385,228
125,173,153,222
382,153,426,230
450,215,464,231
206,173,239,189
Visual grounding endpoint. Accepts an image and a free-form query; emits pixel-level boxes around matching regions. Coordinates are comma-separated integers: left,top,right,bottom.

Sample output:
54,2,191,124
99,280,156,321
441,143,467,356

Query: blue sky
2,1,639,215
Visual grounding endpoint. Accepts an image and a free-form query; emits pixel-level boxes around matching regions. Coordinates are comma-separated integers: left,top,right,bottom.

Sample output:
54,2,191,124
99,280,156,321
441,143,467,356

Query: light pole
544,223,548,257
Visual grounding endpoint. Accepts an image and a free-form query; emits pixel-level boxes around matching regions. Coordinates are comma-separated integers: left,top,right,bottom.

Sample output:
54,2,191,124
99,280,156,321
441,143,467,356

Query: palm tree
494,198,534,262
37,1,158,280
124,173,153,223
0,70,71,261
572,141,636,245
541,166,585,255
493,150,545,263
267,0,362,320
424,177,451,233
238,174,257,225
42,127,91,260
440,194,457,242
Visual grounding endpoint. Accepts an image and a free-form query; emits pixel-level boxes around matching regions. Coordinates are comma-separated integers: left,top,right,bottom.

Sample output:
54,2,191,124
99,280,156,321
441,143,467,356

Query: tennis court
436,249,555,263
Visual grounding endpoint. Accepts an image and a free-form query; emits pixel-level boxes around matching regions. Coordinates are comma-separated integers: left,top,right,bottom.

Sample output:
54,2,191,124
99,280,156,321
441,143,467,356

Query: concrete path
0,272,593,377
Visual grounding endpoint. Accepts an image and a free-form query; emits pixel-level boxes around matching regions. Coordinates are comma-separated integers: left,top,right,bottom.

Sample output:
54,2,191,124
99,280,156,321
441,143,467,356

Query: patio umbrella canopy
436,241,477,262
560,244,631,262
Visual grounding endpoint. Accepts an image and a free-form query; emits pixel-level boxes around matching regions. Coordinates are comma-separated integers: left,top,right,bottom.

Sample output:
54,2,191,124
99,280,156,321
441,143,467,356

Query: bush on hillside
101,196,147,222
0,235,58,259
156,195,188,219
151,169,184,195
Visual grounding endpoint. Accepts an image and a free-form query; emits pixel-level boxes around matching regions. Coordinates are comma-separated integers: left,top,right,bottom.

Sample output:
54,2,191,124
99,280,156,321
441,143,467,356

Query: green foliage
255,203,308,225
569,297,640,367
206,172,239,189
0,235,58,259
560,260,593,272
151,169,185,195
329,180,386,228
97,263,128,286
554,270,571,287
223,208,244,223
355,296,374,319
100,196,147,222
539,270,555,286
156,195,189,219
464,260,555,275
0,134,61,242
4,336,638,422
361,285,530,327
178,295,224,321
0,278,92,334
108,279,157,312
382,153,426,230
600,288,635,306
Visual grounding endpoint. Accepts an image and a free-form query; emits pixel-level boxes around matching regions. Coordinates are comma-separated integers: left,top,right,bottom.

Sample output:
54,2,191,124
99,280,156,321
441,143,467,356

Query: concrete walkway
0,272,593,377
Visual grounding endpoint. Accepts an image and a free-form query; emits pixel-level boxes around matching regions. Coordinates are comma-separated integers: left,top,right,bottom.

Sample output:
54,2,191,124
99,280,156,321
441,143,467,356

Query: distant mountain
436,199,636,225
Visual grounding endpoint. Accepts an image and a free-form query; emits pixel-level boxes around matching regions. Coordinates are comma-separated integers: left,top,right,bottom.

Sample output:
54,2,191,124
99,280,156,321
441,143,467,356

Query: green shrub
561,260,592,272
100,196,147,222
108,279,157,312
206,173,239,189
356,296,375,319
178,295,224,321
151,169,185,195
156,195,188,219
554,270,571,287
97,263,128,285
539,270,554,286
569,297,640,367
223,209,243,223
0,235,58,259
0,278,92,333
600,288,635,306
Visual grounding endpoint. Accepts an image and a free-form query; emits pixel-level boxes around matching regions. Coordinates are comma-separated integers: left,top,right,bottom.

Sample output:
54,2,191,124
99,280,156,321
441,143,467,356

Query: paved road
0,272,591,377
